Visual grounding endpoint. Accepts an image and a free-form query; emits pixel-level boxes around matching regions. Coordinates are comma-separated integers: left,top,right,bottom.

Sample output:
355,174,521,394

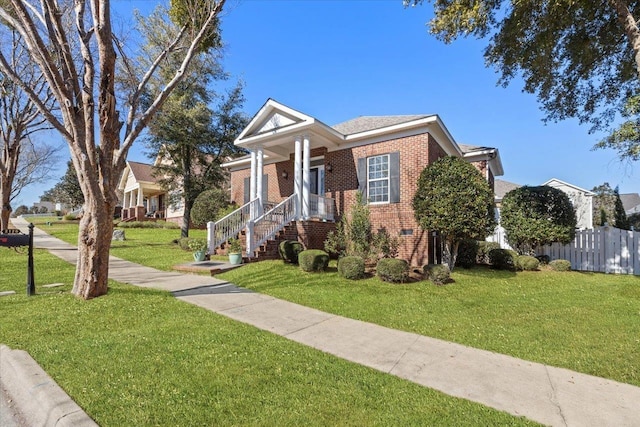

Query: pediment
236,99,315,142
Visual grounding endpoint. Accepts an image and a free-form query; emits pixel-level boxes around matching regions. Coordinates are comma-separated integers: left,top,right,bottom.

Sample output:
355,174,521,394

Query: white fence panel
537,225,640,275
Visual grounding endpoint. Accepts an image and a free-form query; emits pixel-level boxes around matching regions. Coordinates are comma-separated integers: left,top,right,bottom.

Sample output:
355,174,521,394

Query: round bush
298,249,329,272
423,264,451,285
549,259,571,271
338,256,365,280
376,258,409,283
279,240,304,264
535,254,550,265
455,239,479,269
477,241,500,265
516,255,539,271
488,248,518,270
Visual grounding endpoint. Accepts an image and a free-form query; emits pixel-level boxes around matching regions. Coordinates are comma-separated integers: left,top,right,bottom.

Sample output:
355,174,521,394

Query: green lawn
0,249,535,426
217,260,640,388
27,218,220,270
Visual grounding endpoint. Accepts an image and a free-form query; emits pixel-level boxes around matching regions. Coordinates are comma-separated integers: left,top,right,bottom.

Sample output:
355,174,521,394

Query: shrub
337,256,365,280
477,241,500,265
188,238,207,252
373,228,400,259
63,213,77,221
227,238,242,254
549,259,571,271
423,264,451,285
456,239,479,268
376,258,409,283
118,221,179,229
488,248,518,270
279,240,304,264
190,188,230,227
298,250,329,272
324,222,347,258
516,255,539,271
535,254,550,265
178,237,194,251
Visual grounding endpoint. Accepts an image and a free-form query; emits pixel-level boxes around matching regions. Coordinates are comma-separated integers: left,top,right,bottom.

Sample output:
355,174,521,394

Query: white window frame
367,154,390,204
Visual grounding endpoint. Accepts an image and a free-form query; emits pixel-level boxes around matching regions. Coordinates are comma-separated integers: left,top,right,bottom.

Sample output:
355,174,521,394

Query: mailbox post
0,224,35,295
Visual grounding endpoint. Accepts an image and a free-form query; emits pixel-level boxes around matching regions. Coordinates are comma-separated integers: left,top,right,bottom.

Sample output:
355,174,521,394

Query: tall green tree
501,186,576,254
613,187,630,229
412,156,495,270
592,182,617,227
407,1,640,157
141,5,247,238
0,0,226,299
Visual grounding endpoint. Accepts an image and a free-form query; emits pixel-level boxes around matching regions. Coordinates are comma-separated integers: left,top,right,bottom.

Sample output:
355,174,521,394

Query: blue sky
18,0,638,207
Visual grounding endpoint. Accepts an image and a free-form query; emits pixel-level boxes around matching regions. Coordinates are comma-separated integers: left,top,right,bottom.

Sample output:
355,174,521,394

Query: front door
309,166,326,217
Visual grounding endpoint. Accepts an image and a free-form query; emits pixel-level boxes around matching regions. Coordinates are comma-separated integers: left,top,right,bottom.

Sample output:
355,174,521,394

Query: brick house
217,99,503,266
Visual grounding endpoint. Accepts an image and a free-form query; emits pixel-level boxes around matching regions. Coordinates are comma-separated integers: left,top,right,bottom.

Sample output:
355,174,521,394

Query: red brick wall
229,133,450,266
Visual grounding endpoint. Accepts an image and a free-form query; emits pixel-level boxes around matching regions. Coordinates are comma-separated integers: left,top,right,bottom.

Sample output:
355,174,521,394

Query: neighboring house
220,99,504,266
620,193,640,215
543,178,594,230
117,160,184,223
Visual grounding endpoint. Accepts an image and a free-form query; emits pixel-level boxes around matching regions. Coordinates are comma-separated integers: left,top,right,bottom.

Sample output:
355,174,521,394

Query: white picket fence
537,225,640,275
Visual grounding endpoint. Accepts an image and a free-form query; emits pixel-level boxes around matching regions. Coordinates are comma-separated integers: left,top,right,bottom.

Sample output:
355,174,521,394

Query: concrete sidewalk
8,217,640,426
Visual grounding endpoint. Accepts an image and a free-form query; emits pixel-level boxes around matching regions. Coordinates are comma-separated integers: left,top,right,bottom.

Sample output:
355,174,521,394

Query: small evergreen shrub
376,258,409,283
178,237,194,251
477,241,500,265
549,259,571,271
423,264,451,285
63,213,77,221
279,240,304,264
488,248,518,270
118,221,179,229
535,254,550,265
456,239,479,268
299,249,329,272
516,255,539,271
190,188,229,227
337,256,365,280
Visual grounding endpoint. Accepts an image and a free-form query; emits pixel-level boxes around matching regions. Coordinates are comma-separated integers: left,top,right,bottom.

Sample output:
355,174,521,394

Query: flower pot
228,253,242,265
193,250,206,262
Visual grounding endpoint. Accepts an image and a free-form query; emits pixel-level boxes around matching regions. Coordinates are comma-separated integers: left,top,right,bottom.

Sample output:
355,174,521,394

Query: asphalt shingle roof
128,161,156,183
620,193,640,213
494,179,521,200
331,115,433,135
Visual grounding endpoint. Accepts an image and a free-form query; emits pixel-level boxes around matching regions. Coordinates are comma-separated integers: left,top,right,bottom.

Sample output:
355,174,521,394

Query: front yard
0,248,534,426
218,260,640,388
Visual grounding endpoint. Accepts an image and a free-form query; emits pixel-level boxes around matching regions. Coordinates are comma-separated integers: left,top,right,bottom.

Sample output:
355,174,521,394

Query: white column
256,145,264,213
123,191,129,209
137,184,144,206
129,190,135,208
294,136,302,219
250,150,257,201
302,135,310,219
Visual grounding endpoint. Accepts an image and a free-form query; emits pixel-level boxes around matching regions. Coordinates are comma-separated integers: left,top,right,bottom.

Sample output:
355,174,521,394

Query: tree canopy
41,160,84,210
501,185,576,253
412,155,496,270
408,0,640,157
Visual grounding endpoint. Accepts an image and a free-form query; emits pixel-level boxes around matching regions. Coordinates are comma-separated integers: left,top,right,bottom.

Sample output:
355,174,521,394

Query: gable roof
332,115,433,135
620,193,640,213
494,179,521,201
543,178,594,195
128,161,156,183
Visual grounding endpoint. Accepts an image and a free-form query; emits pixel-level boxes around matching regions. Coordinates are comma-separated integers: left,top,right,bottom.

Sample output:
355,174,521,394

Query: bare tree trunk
72,196,114,298
0,175,12,230
181,203,191,238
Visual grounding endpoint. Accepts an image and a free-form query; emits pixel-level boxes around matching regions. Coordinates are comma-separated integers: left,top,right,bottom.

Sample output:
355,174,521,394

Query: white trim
302,136,311,219
367,154,391,204
543,178,595,196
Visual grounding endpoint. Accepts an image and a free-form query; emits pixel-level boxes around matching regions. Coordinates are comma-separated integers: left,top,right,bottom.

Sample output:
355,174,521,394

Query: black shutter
243,177,250,204
357,157,367,197
389,151,400,203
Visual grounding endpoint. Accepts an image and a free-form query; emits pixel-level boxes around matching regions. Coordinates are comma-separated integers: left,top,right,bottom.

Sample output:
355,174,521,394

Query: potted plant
227,238,243,265
188,238,208,262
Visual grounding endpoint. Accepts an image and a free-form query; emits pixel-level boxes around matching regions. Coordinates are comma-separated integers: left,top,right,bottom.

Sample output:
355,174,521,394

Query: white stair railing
309,194,336,221
207,199,260,254
246,194,297,257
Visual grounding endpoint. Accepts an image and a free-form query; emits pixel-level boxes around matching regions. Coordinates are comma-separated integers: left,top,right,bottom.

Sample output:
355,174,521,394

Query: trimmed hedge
376,258,409,283
423,264,451,285
488,248,518,270
338,256,365,280
516,255,539,271
279,240,304,264
549,259,571,271
456,239,479,268
477,241,500,265
299,249,329,272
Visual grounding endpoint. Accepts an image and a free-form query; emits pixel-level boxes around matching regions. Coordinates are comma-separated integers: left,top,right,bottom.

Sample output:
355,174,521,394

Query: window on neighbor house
367,155,390,203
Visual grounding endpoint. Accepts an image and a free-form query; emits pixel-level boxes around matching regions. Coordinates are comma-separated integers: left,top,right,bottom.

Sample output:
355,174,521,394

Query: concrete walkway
8,217,640,426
